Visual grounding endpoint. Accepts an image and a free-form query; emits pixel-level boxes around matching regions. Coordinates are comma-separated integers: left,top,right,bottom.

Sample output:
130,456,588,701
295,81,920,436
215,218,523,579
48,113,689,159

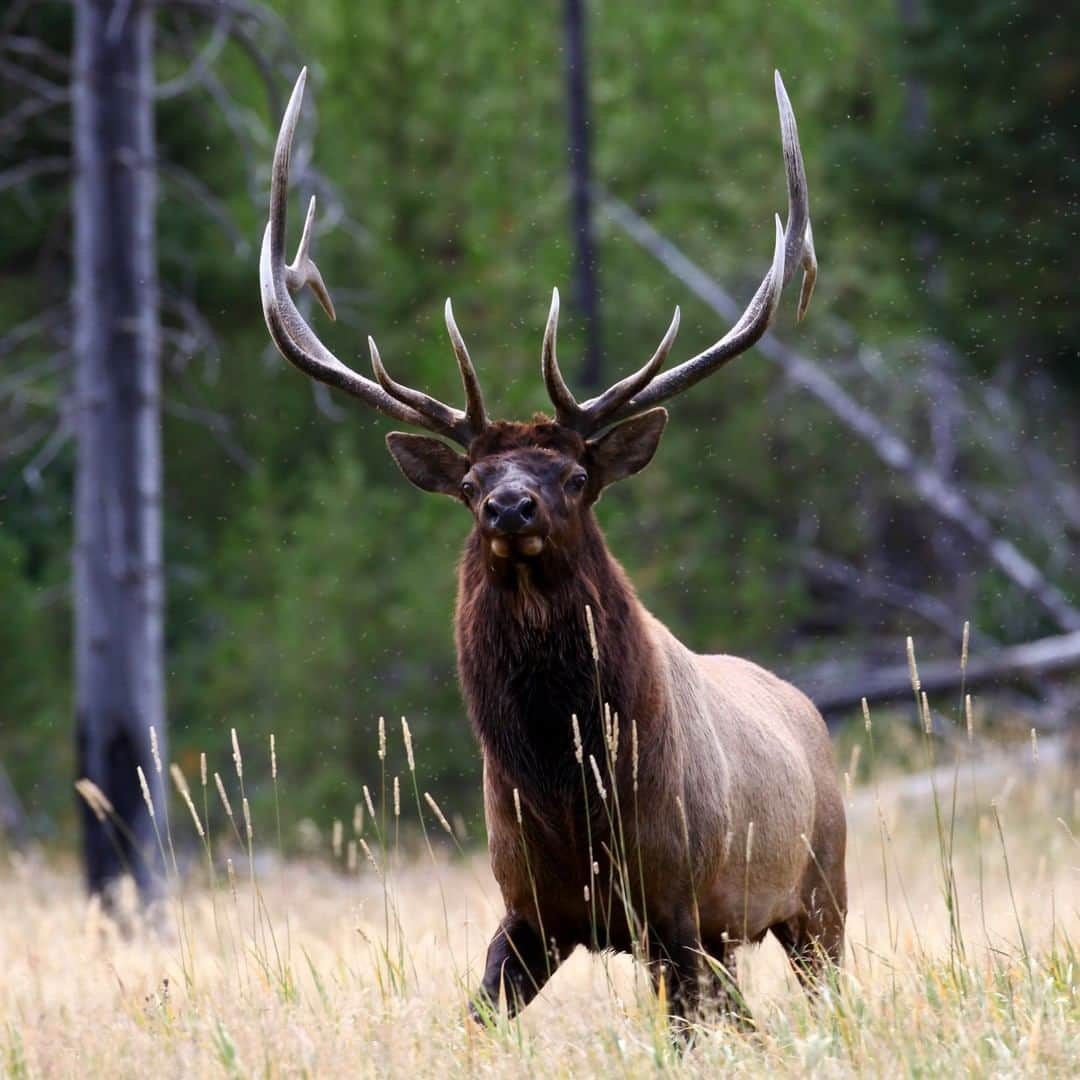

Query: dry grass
2,725,1078,1078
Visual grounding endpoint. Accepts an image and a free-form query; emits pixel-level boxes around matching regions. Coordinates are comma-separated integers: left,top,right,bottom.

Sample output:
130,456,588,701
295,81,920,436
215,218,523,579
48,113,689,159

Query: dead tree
4,3,346,878
73,0,166,899
562,0,603,389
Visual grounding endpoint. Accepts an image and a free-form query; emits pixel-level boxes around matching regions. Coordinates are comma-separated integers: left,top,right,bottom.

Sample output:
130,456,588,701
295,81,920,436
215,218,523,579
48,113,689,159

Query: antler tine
774,70,817,320
596,73,812,427
602,216,787,426
286,195,336,320
540,288,585,427
444,299,488,435
368,336,469,437
260,69,478,447
797,219,817,323
577,306,681,431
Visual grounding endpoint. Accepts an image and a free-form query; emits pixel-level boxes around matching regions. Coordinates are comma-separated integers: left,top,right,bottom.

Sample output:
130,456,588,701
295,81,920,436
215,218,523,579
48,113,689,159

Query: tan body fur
463,509,846,1023
482,616,846,940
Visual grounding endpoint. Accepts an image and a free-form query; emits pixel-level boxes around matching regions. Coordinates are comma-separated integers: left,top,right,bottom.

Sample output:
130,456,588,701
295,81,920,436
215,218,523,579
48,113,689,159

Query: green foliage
830,0,1080,382
173,434,472,824
0,526,69,832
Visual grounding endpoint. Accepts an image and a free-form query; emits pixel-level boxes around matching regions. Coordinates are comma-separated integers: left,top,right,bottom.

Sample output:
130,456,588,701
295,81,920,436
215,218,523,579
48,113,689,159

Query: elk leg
646,916,703,1027
470,911,561,1021
771,852,846,987
700,937,754,1029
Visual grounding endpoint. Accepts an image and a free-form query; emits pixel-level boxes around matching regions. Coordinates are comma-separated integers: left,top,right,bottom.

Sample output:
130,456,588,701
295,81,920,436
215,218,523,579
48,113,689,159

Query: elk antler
259,68,489,447
542,71,818,437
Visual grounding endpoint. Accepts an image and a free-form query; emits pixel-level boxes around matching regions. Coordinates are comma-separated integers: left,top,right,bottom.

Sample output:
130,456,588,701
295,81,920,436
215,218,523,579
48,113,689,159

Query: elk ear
586,407,668,490
386,433,469,496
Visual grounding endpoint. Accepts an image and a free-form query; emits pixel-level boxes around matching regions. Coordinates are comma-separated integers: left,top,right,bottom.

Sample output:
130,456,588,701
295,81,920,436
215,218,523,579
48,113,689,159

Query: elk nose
483,490,537,533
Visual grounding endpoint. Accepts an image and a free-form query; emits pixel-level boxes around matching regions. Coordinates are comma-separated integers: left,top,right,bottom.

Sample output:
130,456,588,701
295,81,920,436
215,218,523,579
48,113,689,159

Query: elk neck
454,511,662,808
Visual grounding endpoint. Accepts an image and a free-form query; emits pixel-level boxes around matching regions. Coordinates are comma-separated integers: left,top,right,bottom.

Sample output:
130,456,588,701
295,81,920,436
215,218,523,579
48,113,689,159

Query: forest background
1,0,1077,846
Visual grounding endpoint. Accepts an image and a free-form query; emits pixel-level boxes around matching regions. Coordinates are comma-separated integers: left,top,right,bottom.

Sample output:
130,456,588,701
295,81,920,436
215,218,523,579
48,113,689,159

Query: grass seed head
74,778,112,822
906,636,921,694
424,792,453,835
848,743,862,785
169,764,204,838
588,754,608,802
214,772,236,825
585,604,599,662
149,726,162,775
359,838,380,874
137,765,156,820
231,728,243,781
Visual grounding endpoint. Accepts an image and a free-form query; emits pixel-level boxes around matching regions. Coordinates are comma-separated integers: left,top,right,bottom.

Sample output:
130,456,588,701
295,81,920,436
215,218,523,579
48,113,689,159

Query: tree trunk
72,0,166,900
562,0,603,389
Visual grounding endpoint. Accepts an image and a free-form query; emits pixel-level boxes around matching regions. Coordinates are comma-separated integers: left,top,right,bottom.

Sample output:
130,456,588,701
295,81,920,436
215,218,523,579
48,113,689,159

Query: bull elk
260,68,845,1027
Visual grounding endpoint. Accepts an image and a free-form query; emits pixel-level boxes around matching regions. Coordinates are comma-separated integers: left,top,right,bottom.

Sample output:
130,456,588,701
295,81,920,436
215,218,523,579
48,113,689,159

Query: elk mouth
490,534,545,559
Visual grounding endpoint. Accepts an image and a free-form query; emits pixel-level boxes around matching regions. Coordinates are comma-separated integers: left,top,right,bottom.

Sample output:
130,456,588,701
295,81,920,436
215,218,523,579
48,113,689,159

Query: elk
260,68,845,1027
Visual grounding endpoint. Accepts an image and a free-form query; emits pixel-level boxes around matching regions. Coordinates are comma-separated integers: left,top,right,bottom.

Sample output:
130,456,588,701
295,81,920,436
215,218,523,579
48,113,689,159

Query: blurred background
1,1,1077,873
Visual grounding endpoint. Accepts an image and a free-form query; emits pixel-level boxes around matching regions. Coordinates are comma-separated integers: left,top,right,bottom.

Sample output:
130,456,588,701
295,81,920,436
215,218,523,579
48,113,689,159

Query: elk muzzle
483,487,544,558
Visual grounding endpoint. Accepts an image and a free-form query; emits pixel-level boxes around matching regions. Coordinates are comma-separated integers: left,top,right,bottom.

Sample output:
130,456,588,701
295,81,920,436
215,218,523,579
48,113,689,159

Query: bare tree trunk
562,0,603,389
73,0,166,901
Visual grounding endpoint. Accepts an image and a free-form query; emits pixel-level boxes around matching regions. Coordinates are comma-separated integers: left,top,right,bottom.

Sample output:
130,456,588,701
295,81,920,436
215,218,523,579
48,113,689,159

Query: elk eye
565,472,587,494
461,480,476,499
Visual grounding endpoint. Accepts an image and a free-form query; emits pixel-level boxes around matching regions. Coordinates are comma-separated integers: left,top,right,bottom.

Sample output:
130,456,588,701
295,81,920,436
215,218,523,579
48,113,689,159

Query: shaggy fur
390,418,846,1026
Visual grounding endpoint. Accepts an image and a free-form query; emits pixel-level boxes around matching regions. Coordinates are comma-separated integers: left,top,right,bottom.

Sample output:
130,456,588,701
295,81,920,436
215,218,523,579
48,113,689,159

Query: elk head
260,69,816,567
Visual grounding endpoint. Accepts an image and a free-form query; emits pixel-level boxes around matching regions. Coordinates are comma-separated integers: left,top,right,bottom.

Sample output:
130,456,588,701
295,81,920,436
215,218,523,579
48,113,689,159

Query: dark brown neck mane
455,513,661,808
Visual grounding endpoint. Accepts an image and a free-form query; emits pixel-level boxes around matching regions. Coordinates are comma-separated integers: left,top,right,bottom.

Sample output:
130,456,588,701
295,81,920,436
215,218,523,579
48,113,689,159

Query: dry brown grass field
2,709,1078,1078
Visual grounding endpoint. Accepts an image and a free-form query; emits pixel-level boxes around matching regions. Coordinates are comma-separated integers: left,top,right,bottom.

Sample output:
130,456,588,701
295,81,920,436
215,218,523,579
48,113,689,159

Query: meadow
2,700,1077,1079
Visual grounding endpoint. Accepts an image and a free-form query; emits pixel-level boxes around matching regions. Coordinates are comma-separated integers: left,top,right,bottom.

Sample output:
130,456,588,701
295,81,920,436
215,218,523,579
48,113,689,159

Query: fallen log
795,629,1080,714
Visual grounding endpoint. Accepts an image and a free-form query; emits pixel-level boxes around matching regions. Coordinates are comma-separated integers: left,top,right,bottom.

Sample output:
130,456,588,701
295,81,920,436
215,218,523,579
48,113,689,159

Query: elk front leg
470,911,562,1021
701,936,754,1029
647,914,703,1029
